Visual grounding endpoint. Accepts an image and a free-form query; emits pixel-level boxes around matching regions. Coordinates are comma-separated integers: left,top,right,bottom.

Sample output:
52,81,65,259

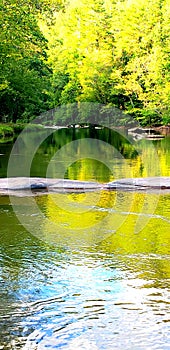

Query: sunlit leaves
111,0,170,123
40,0,170,124
1,0,170,124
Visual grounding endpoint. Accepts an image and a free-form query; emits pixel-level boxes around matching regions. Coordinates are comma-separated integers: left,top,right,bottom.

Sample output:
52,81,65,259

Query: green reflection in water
35,191,170,257
0,191,170,349
0,129,170,349
29,129,170,179
1,192,170,287
1,129,170,179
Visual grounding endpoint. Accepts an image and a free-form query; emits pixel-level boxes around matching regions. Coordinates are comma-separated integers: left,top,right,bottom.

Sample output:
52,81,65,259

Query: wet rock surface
0,177,102,196
105,177,170,191
0,177,170,196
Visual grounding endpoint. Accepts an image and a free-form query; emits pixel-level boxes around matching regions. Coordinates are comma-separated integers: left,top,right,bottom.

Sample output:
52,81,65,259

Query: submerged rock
0,177,169,196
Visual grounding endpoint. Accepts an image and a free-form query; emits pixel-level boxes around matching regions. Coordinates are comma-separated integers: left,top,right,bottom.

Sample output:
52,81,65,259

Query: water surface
0,128,169,349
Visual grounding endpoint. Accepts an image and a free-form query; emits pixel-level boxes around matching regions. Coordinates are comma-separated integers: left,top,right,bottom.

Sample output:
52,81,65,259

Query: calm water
0,128,170,349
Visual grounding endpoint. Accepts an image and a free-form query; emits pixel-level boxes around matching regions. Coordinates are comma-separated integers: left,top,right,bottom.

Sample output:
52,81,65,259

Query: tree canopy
0,0,52,122
1,0,170,125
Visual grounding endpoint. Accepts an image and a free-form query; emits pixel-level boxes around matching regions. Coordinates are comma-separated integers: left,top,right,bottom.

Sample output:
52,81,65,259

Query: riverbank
154,125,170,136
0,123,44,139
0,123,23,138
0,122,170,141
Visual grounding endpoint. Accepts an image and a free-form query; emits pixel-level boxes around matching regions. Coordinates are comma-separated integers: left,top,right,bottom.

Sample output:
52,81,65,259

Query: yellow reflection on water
35,191,170,258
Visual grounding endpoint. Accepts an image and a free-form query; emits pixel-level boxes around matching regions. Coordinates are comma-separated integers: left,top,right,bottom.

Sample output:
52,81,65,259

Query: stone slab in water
0,177,102,196
0,177,102,189
105,177,170,191
0,177,170,196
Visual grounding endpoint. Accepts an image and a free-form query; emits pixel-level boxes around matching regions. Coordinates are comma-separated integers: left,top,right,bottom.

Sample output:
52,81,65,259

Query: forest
1,0,170,126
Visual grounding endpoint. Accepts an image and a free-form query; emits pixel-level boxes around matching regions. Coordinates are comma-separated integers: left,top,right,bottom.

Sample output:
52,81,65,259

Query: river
0,127,169,349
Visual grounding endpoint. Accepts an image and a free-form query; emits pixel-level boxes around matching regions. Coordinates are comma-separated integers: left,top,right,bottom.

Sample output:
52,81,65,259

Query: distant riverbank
0,123,44,140
0,122,170,141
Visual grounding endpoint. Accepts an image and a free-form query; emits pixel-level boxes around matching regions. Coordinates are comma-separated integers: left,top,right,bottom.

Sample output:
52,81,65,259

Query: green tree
0,0,51,122
41,0,115,106
111,0,170,124
41,0,170,125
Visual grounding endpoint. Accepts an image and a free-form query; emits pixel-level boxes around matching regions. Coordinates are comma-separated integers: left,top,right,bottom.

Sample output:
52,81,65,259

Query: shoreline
0,123,170,141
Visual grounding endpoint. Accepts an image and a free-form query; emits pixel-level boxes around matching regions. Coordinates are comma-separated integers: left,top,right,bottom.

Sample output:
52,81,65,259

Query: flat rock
105,177,170,191
0,177,170,196
0,177,102,196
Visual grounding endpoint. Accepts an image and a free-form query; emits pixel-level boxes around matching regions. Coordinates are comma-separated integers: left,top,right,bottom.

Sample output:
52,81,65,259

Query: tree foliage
0,0,52,122
41,0,170,125
1,0,170,125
